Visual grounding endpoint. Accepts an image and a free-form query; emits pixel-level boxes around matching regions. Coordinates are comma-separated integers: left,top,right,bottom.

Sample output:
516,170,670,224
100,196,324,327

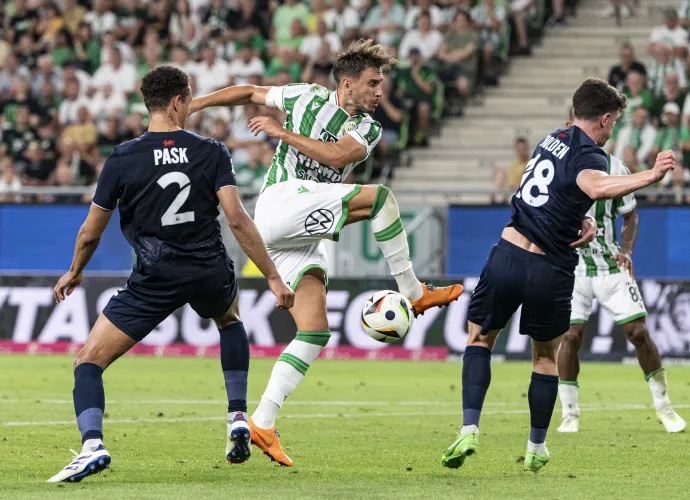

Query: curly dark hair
572,78,627,121
333,39,397,83
140,65,191,112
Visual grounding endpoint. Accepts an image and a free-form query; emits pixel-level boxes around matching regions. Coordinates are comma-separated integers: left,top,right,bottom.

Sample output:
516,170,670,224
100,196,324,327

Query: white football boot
48,439,111,483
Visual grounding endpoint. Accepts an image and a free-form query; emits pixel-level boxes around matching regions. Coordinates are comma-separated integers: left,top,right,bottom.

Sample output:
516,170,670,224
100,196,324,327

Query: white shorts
571,272,647,325
253,179,361,290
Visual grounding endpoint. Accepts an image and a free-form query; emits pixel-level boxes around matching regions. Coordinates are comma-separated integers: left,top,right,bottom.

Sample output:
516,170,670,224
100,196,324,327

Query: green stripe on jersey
325,108,349,137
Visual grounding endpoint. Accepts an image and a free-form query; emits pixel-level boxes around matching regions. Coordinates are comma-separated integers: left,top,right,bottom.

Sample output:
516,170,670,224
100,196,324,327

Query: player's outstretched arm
190,85,271,114
217,186,294,309
577,150,676,200
615,208,639,276
248,116,368,169
54,204,113,303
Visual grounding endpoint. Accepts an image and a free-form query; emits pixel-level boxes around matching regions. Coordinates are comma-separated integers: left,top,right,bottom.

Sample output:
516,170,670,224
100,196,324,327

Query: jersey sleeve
265,83,313,113
92,150,122,211
215,143,237,192
346,118,382,161
614,160,637,214
569,150,608,182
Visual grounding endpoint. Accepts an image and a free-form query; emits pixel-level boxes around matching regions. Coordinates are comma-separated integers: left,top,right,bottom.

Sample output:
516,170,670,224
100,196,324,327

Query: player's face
350,67,384,114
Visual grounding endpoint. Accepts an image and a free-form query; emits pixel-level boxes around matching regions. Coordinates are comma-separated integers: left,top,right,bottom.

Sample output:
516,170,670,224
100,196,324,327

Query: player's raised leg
212,295,252,463
621,319,686,433
557,323,585,433
250,270,329,466
524,337,561,472
442,323,500,469
48,315,136,483
345,184,464,314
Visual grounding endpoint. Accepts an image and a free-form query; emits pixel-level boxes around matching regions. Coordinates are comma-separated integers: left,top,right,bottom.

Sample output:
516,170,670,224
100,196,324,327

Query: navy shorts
467,239,575,342
103,267,238,342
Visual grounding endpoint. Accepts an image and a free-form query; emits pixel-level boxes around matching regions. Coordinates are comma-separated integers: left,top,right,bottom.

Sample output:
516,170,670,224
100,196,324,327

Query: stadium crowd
501,2,690,205
0,0,569,203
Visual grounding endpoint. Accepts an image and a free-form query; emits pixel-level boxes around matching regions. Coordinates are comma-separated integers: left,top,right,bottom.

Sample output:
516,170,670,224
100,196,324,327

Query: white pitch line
4,403,690,427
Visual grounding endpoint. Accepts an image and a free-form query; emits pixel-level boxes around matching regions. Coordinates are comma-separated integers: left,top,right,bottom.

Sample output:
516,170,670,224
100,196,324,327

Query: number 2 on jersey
516,154,555,207
157,172,195,226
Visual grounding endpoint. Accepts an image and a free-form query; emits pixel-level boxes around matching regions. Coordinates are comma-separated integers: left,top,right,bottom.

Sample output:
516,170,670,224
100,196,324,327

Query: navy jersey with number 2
94,130,239,342
468,125,608,341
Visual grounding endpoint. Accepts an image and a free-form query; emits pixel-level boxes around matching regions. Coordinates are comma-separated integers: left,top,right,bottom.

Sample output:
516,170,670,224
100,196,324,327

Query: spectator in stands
648,44,687,99
99,30,136,67
38,2,66,45
652,73,687,121
372,74,405,178
362,0,406,47
89,84,127,124
61,105,97,153
37,81,60,119
508,0,535,56
74,22,101,74
84,0,117,38
609,106,656,167
3,105,37,171
90,47,136,99
471,0,506,75
265,47,302,84
15,34,40,71
324,0,360,37
666,160,690,204
2,78,48,127
399,11,443,62
506,136,530,190
0,54,30,98
301,41,335,85
601,0,633,19
229,43,266,85
6,0,40,45
97,116,125,158
438,10,479,110
22,118,58,186
300,18,342,59
273,0,311,48
32,54,63,96
226,104,270,191
61,60,91,97
192,44,230,96
397,48,436,147
308,0,329,33
648,102,683,166
227,0,266,47
63,0,87,36
619,70,654,129
115,0,147,47
649,8,688,60
0,155,22,203
547,0,566,27
52,29,78,68
405,0,444,30
681,1,690,28
58,77,90,127
608,42,646,92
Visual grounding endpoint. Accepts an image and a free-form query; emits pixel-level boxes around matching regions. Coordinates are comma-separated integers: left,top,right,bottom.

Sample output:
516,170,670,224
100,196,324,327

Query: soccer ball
361,290,413,344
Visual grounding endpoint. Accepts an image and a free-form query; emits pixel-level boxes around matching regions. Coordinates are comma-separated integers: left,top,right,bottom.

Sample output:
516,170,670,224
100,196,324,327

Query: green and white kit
254,83,382,290
571,153,647,325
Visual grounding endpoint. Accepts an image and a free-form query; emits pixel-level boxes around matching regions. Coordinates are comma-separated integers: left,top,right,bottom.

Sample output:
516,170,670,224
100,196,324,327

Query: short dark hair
567,106,574,123
333,39,397,83
515,136,528,145
140,65,190,111
572,78,627,121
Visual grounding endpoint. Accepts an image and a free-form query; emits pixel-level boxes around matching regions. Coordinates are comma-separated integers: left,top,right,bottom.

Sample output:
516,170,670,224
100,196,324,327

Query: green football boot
441,432,478,469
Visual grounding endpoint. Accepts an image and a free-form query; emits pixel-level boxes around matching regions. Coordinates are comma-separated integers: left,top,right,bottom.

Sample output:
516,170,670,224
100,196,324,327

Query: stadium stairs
392,0,662,205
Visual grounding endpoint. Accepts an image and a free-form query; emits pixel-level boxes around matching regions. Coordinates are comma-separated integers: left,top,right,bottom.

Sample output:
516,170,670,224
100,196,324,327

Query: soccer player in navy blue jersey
48,65,294,483
441,78,676,472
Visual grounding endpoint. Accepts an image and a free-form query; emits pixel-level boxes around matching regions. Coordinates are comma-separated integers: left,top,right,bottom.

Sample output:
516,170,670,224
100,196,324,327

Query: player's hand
613,252,634,277
248,116,283,138
651,150,676,182
570,216,597,248
54,270,83,304
268,277,295,309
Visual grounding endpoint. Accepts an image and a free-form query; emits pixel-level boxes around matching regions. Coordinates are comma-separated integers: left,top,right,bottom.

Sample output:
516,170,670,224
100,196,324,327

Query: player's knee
73,346,106,371
563,326,585,347
623,320,649,346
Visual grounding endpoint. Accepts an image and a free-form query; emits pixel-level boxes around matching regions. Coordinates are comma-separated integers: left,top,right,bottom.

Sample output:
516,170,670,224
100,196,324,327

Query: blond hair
333,39,397,83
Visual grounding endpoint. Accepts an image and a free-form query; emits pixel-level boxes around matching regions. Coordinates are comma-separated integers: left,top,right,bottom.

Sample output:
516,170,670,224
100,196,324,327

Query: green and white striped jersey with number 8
575,153,636,277
261,83,382,191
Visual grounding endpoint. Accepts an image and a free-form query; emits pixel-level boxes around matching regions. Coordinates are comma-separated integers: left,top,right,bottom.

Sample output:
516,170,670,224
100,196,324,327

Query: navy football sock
220,322,249,413
462,346,492,427
528,372,559,444
73,362,105,444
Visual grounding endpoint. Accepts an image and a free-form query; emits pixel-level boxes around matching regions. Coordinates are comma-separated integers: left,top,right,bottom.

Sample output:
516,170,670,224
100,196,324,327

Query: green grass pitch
1,355,689,499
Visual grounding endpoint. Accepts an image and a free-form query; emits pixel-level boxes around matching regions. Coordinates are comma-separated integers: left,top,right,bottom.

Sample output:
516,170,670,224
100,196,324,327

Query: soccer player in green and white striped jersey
557,109,685,434
191,39,464,465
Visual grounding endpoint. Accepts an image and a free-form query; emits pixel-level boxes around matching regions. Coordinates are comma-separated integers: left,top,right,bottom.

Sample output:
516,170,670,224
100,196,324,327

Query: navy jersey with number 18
92,130,237,287
508,125,608,272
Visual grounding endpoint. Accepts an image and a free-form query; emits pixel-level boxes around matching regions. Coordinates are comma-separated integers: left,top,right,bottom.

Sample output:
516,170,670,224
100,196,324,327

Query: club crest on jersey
341,121,358,133
154,147,188,165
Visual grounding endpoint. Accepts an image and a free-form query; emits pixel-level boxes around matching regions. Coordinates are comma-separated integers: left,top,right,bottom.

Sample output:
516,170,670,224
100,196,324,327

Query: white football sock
82,438,103,453
647,368,671,410
251,332,330,429
369,186,422,301
527,440,546,455
558,382,580,418
461,425,478,435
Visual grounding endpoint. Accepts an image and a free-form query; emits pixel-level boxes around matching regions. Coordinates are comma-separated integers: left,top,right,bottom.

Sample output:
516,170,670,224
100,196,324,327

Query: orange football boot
248,418,294,467
409,283,464,316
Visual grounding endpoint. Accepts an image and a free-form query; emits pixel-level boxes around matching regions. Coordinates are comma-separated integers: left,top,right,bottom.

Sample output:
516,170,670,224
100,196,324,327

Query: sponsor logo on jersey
311,86,330,99
305,208,335,235
153,147,189,166
163,140,175,146
341,121,358,133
